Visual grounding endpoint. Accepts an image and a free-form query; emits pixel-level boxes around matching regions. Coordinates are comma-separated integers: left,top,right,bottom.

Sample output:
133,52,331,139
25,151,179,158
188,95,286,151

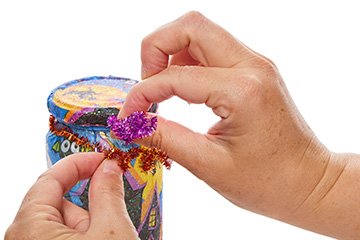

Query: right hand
119,12,330,219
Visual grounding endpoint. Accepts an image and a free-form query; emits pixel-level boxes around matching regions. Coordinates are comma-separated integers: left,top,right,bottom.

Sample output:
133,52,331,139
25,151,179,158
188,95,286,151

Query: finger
62,198,90,232
141,11,255,78
88,160,138,237
21,152,104,211
121,66,235,119
169,47,200,66
135,115,224,178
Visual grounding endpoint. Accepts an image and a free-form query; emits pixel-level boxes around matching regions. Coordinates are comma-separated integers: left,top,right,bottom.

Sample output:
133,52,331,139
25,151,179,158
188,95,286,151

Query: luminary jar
46,76,163,240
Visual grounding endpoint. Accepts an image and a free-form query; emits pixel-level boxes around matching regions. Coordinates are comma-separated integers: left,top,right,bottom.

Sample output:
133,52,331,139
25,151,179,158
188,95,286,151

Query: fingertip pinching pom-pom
107,111,157,144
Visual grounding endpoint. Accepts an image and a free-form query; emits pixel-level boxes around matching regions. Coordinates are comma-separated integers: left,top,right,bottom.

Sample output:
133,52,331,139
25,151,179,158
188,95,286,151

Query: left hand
5,152,138,240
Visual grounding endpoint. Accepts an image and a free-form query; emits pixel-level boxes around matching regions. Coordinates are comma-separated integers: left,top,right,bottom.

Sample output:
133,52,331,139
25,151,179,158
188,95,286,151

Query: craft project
46,76,168,240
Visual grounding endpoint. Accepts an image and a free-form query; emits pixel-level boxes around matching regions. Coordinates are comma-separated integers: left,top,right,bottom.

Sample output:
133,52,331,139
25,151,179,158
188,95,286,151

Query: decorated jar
46,76,163,240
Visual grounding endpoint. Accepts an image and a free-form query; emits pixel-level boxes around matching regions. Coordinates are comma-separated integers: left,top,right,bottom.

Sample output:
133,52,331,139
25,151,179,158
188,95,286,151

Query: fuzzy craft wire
107,111,157,144
49,113,171,171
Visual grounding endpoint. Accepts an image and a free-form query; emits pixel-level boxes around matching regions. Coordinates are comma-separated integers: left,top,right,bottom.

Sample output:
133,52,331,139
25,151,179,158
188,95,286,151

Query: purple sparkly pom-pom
107,111,157,144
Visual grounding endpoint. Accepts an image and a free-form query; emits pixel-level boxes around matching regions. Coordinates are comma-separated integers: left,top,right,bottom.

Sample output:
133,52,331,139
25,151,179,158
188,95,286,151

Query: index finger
141,11,254,78
20,152,104,211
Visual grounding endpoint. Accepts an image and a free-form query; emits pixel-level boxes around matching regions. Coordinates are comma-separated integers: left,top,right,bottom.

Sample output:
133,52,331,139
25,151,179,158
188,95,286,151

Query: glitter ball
107,111,157,144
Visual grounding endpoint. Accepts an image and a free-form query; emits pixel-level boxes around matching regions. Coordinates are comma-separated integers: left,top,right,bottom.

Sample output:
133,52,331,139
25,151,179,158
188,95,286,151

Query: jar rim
47,76,157,126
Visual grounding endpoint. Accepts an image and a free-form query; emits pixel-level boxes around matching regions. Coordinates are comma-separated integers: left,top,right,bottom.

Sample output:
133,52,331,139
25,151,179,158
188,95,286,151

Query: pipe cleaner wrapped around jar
46,76,169,240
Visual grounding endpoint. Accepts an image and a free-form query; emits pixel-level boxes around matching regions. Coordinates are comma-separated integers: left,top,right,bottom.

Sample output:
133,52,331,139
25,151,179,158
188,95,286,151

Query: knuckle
128,84,143,102
165,64,183,74
73,217,90,231
141,35,152,51
262,59,280,78
36,171,49,182
183,11,205,21
165,65,202,84
126,83,149,108
96,183,124,199
36,169,55,183
181,11,208,31
231,59,281,104
165,65,185,84
252,56,280,79
26,171,56,196
230,71,268,106
33,171,60,191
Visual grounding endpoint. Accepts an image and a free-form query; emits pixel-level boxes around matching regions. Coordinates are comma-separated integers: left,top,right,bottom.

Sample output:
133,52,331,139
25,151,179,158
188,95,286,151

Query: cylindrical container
46,76,163,240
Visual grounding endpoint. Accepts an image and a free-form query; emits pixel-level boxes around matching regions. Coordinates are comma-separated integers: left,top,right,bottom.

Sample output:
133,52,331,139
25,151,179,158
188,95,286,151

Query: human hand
5,153,138,240
120,12,332,227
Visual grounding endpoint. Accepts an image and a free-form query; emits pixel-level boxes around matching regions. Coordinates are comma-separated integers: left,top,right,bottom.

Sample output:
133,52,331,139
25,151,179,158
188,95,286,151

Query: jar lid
47,76,156,126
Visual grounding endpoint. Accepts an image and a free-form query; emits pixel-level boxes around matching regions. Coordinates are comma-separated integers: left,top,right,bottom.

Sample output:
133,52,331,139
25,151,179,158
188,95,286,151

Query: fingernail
103,160,122,175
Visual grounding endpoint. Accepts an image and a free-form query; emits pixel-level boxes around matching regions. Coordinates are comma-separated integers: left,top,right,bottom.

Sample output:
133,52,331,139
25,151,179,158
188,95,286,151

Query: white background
1,0,359,239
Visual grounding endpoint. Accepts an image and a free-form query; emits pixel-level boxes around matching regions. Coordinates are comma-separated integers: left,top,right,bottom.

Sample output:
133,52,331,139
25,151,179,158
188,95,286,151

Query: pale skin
5,153,139,240
6,11,360,239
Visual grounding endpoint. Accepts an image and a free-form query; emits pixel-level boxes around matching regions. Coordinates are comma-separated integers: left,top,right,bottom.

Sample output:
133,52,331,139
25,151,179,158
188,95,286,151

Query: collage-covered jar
46,76,163,240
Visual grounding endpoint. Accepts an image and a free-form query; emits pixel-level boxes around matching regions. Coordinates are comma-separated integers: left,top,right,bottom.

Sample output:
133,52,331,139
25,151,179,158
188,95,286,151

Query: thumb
87,159,138,238
135,115,219,178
